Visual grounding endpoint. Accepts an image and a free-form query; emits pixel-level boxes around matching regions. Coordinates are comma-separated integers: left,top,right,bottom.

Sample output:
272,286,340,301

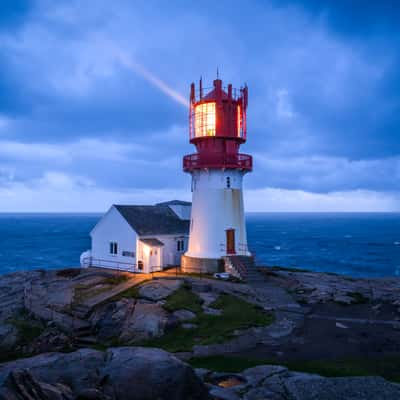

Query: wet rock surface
1,347,400,399
0,267,400,398
138,279,183,301
0,347,210,400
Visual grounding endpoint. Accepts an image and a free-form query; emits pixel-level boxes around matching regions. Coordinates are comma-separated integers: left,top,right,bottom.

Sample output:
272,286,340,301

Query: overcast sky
0,0,399,212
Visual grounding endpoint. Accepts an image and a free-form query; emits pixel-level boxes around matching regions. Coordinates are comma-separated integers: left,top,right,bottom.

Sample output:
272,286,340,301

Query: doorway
149,248,161,272
226,229,236,254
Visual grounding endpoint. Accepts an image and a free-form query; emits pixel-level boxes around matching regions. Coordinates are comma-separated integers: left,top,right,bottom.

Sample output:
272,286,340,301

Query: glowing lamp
194,102,216,137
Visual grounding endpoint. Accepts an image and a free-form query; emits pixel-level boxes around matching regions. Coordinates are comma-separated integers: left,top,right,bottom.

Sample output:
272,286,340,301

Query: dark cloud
0,0,398,204
0,0,32,31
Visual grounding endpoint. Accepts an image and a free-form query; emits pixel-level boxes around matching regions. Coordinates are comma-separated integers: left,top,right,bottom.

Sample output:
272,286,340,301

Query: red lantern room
183,78,252,172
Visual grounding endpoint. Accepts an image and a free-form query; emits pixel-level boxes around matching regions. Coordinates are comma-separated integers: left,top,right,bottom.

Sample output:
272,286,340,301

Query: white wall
139,234,188,268
186,169,250,259
90,206,137,272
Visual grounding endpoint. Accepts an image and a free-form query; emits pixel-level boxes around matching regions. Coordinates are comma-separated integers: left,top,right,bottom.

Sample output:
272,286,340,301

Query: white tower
181,78,253,274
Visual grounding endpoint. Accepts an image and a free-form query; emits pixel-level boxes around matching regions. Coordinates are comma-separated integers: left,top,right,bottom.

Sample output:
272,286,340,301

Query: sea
0,213,399,278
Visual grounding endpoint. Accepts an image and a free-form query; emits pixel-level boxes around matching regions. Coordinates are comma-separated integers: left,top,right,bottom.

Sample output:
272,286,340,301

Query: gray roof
156,200,191,206
114,205,190,236
140,238,164,247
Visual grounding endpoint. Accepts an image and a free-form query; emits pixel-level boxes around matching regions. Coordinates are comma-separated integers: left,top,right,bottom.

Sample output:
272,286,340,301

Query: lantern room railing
183,153,252,172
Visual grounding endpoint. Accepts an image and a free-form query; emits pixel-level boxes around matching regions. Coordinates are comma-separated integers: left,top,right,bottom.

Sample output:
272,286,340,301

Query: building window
138,260,143,271
109,242,118,255
122,251,135,258
194,102,216,137
226,176,231,188
177,239,185,252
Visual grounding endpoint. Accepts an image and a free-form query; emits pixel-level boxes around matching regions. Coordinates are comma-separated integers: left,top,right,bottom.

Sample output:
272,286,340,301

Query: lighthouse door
226,229,236,254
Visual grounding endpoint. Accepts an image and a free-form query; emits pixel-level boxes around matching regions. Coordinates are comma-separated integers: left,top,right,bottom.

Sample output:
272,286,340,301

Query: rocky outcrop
138,279,183,301
120,302,170,342
173,309,196,321
0,369,74,400
264,269,400,305
0,347,210,400
91,298,172,343
0,324,18,351
204,365,400,400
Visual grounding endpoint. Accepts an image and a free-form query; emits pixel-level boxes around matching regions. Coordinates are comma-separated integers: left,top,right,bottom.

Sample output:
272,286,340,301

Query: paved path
82,274,151,308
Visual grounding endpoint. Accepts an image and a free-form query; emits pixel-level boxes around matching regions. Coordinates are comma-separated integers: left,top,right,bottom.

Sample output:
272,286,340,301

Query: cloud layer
0,0,399,211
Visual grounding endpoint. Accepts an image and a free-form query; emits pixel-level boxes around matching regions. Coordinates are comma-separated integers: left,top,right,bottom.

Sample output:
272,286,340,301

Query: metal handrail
82,257,136,272
183,152,252,171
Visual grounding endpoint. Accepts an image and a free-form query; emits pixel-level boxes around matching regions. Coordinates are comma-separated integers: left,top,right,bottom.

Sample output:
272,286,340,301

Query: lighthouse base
181,255,224,274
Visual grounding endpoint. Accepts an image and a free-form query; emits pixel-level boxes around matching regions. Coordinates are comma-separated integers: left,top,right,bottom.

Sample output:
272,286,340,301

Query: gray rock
182,323,198,329
138,279,183,301
0,348,105,392
195,368,211,381
333,294,354,304
91,298,135,342
243,387,285,400
208,385,240,400
173,309,196,321
242,365,288,387
121,302,169,342
0,347,210,400
0,324,18,351
76,388,112,399
198,292,218,307
0,369,74,400
203,307,222,316
284,375,400,400
101,347,210,400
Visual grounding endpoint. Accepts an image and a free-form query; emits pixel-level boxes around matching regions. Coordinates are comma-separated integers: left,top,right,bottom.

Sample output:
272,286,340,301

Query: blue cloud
0,0,398,210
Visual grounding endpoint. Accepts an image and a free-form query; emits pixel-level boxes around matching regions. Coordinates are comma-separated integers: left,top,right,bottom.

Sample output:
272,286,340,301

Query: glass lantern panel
194,102,216,137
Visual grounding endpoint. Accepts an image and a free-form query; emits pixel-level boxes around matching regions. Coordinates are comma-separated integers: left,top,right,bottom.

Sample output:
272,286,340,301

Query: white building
81,200,191,273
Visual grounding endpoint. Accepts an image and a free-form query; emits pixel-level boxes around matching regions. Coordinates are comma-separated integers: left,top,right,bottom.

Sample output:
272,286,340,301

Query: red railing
183,153,252,172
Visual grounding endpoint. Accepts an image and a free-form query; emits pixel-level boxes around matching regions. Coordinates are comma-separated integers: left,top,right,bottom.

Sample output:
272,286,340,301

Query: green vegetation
101,274,129,286
143,293,274,352
347,292,369,304
111,279,152,301
8,313,45,345
163,287,203,314
189,355,400,383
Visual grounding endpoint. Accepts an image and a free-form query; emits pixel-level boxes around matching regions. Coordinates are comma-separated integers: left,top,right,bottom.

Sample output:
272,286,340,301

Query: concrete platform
181,255,224,274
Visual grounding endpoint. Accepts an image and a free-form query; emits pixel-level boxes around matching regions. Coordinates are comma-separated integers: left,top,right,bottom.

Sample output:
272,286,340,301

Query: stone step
74,327,93,337
71,304,92,319
75,335,97,345
0,298,22,309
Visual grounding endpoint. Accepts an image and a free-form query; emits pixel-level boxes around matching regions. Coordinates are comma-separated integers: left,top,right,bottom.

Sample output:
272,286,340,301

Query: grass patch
143,294,274,352
347,292,369,304
101,274,129,286
189,355,400,383
8,314,45,345
163,287,203,314
110,279,152,301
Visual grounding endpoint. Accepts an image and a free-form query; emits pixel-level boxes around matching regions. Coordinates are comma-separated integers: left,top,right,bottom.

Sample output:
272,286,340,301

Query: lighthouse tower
181,77,253,275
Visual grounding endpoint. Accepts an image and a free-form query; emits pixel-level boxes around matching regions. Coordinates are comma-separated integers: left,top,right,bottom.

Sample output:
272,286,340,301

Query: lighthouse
181,77,253,276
